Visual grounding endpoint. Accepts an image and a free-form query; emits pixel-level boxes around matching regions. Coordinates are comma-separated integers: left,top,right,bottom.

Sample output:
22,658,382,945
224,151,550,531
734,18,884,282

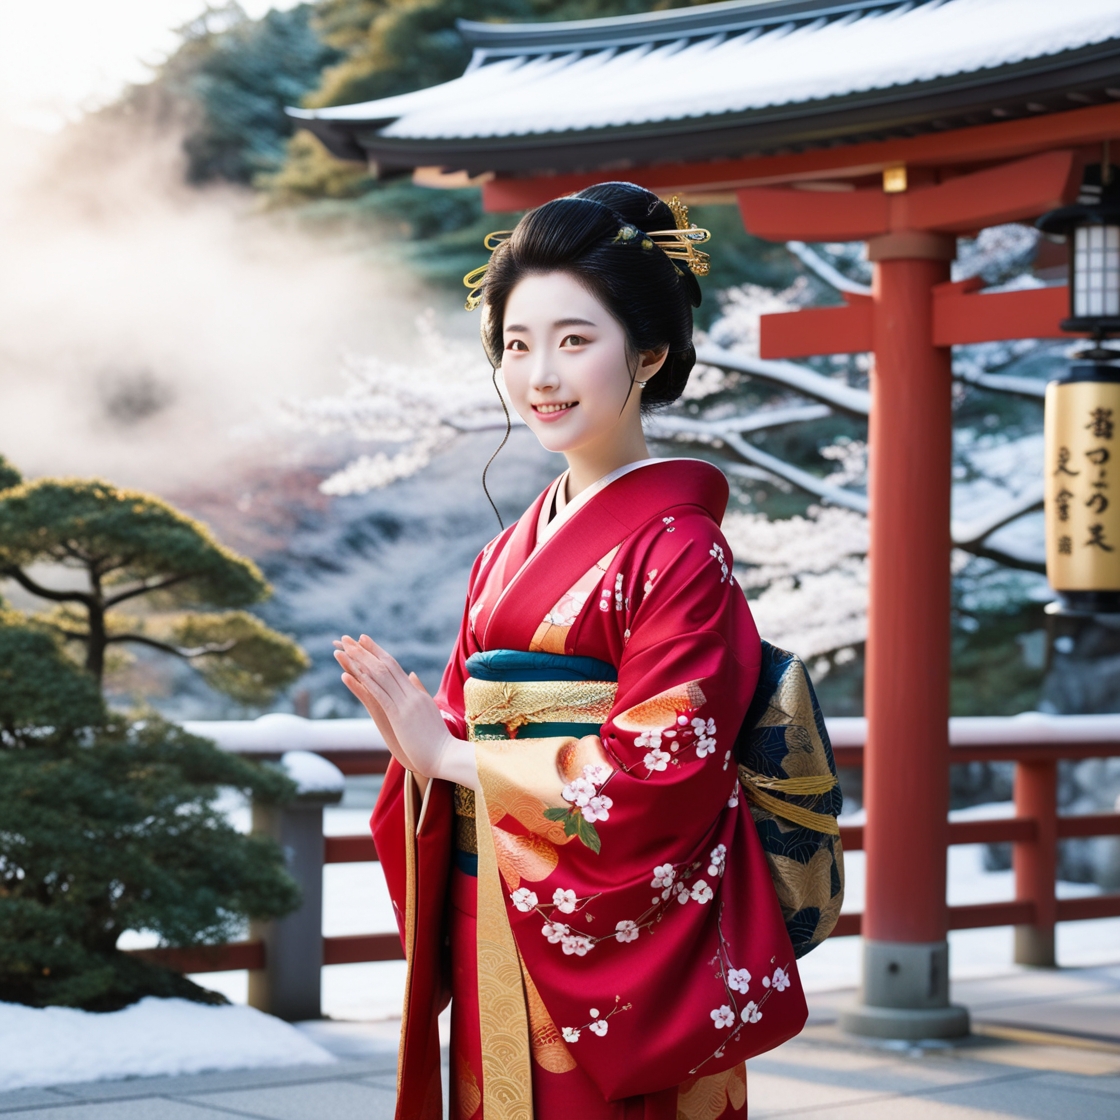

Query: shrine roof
290,0,1120,177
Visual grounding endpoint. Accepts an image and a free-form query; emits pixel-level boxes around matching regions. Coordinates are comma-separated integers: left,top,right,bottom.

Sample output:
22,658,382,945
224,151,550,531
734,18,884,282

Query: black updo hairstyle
479,182,702,411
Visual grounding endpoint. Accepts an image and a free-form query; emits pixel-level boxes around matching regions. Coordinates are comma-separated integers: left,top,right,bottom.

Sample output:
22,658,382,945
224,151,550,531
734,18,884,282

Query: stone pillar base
839,1002,970,1040
839,939,970,1040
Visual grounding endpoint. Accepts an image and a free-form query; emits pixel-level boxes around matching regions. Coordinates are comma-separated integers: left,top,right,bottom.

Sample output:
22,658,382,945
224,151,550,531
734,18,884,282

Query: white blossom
582,794,612,823
727,968,751,993
690,879,714,904
741,1001,762,1024
614,920,639,943
589,1019,608,1036
552,888,577,914
692,716,717,758
728,784,740,809
771,967,791,992
643,747,670,772
511,888,538,912
651,863,676,890
708,844,727,877
562,777,595,807
635,729,663,751
542,921,569,944
675,882,690,905
711,1004,735,1029
562,1026,581,1043
582,763,612,787
561,934,593,957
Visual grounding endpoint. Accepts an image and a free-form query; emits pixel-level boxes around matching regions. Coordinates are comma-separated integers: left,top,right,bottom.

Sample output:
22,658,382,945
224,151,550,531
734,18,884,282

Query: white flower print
771,968,791,992
552,888,577,914
690,879,713,904
561,933,593,957
708,844,727,877
599,588,611,612
651,864,675,890
582,794,613,823
711,1005,735,1029
727,783,740,809
691,717,717,759
723,750,732,771
614,572,624,611
643,747,670,772
542,921,569,944
741,1001,762,1024
675,882,691,905
663,516,675,533
727,968,751,994
709,542,729,583
582,763,611,787
634,729,662,751
589,1019,608,1036
511,888,538,912
562,776,595,808
614,920,639,944
562,1027,581,1043
643,568,658,595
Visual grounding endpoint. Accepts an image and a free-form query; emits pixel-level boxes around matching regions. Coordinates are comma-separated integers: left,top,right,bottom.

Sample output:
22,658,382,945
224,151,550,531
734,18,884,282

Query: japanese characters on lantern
1045,372,1120,602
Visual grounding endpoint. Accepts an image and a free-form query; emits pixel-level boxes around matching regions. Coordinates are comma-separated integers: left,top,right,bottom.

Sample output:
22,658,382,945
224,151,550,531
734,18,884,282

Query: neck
564,420,650,500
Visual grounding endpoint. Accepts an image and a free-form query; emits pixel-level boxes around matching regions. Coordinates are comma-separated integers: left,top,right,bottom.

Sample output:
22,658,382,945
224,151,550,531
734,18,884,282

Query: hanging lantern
1038,161,1120,612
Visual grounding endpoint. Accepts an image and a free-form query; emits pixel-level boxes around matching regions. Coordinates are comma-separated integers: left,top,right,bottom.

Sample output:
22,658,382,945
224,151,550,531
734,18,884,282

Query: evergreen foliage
163,3,342,184
0,715,298,1011
0,475,308,699
0,460,307,1009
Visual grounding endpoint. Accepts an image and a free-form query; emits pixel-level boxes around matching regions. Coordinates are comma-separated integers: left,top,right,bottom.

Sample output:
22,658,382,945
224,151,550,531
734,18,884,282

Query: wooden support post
840,231,968,1039
248,752,344,1022
1014,760,1059,967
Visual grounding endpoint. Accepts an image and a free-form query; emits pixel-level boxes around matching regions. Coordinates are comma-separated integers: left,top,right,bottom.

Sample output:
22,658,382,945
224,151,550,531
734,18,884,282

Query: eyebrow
504,317,598,334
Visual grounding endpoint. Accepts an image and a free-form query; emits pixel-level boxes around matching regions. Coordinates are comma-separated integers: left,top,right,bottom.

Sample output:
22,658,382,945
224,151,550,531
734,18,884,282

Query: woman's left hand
334,634,478,790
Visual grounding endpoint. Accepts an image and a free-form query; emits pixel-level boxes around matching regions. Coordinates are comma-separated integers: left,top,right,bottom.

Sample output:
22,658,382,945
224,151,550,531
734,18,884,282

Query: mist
0,105,427,492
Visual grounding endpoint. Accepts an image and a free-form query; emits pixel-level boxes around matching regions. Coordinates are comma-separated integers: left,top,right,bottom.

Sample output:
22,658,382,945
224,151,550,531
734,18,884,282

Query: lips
532,401,577,421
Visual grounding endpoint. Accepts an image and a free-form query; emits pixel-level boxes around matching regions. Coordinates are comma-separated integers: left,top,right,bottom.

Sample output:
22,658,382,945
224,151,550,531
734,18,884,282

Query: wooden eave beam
480,101,1120,212
738,150,1080,241
759,282,1081,359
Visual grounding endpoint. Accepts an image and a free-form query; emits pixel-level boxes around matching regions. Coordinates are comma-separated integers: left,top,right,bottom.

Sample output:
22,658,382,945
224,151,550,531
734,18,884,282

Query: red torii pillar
742,150,1081,1038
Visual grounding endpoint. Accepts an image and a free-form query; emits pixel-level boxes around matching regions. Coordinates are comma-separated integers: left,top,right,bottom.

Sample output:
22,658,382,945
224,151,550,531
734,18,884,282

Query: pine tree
0,473,308,703
0,459,305,1010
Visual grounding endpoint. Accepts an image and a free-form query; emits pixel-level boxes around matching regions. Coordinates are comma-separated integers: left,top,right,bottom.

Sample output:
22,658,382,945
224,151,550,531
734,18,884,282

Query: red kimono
372,458,807,1120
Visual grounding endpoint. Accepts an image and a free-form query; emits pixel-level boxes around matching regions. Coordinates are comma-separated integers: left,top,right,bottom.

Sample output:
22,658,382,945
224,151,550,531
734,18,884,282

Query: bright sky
0,0,301,130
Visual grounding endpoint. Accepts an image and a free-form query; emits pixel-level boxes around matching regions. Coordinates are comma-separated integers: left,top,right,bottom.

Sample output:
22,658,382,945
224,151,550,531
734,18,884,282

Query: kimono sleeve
478,512,807,1101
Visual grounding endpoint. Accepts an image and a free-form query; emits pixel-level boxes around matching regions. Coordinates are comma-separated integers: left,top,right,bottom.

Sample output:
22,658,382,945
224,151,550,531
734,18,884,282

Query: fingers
408,671,430,695
339,635,411,705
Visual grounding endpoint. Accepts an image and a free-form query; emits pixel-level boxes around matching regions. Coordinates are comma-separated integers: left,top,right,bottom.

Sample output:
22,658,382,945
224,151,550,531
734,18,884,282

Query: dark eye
561,334,585,347
506,339,528,351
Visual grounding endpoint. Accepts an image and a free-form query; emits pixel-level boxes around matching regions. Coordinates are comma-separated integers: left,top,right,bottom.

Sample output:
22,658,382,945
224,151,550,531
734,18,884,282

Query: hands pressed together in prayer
334,635,478,791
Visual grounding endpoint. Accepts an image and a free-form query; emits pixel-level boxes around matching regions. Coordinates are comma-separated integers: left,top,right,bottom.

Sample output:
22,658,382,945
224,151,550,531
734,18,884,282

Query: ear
638,346,669,379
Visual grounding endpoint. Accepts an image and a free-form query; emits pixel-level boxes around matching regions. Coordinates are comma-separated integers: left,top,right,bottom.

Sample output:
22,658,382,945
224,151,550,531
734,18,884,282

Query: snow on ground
0,997,336,1092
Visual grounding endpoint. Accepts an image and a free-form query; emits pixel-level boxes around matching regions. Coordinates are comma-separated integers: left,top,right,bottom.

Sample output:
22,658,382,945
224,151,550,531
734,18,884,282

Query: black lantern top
1037,162,1120,340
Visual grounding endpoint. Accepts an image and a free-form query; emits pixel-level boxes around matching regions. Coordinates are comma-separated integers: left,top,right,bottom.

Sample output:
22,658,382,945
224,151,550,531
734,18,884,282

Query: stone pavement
2,967,1117,1119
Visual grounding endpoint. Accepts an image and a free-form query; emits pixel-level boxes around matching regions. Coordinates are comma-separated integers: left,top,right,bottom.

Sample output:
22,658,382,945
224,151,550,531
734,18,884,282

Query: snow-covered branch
786,240,872,297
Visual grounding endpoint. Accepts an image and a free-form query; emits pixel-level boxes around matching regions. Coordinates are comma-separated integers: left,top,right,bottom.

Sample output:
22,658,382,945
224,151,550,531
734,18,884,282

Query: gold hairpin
645,195,712,276
463,230,512,310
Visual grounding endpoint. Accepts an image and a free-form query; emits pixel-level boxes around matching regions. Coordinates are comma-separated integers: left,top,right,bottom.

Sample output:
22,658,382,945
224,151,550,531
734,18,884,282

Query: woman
335,183,809,1120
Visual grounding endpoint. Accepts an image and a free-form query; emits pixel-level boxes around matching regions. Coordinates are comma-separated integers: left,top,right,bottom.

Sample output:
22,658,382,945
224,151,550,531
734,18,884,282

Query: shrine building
291,0,1120,1038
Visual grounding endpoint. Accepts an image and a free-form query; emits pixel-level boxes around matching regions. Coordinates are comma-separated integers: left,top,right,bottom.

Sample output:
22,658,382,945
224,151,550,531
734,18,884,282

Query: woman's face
501,271,662,458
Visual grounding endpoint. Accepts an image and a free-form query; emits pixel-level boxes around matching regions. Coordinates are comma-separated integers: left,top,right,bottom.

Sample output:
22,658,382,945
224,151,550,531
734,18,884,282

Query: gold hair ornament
644,195,712,276
463,230,512,310
460,195,711,310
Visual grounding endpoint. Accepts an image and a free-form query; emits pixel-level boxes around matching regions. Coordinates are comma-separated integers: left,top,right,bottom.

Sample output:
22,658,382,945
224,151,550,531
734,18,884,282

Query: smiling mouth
533,402,577,414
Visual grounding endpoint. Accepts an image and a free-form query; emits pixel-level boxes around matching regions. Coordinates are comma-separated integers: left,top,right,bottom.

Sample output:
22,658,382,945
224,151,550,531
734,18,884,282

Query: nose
527,352,560,393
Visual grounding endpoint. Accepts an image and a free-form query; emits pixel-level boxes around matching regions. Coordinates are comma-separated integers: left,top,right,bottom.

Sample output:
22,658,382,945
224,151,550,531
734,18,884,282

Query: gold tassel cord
737,767,841,836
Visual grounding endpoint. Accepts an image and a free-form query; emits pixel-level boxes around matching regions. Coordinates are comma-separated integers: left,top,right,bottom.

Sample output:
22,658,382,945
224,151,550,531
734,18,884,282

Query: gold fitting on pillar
867,231,956,262
882,164,908,194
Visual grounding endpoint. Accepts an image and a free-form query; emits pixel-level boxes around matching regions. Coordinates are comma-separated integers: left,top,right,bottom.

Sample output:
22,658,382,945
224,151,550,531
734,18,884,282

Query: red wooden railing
134,715,1120,975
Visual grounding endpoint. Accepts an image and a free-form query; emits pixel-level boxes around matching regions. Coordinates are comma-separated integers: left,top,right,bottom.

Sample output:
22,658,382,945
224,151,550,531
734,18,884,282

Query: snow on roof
292,0,1120,143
